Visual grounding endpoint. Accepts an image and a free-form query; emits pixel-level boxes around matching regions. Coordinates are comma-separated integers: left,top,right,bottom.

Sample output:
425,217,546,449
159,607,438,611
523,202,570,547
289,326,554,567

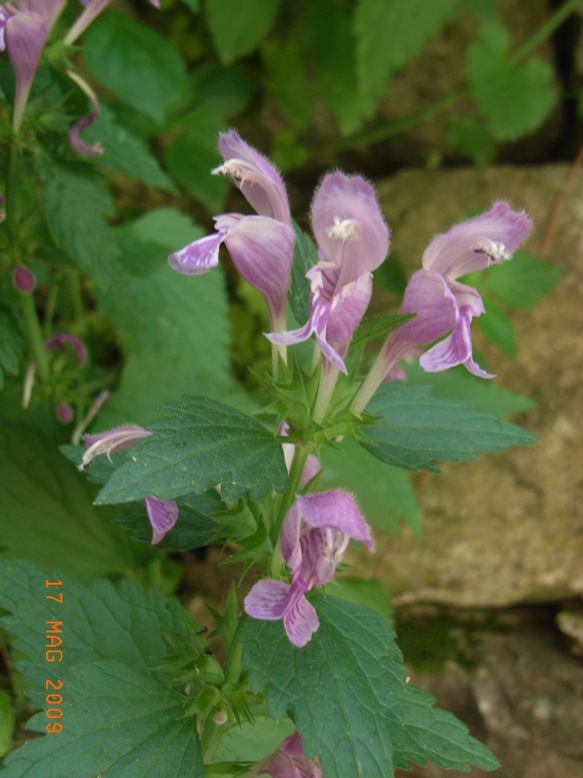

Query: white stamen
326,217,358,243
476,240,510,263
212,159,254,184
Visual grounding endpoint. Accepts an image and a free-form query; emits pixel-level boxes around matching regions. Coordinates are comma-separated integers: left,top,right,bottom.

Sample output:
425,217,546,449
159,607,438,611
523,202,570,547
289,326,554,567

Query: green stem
312,363,340,425
271,443,313,546
20,291,50,381
224,641,242,686
5,138,19,253
508,0,583,67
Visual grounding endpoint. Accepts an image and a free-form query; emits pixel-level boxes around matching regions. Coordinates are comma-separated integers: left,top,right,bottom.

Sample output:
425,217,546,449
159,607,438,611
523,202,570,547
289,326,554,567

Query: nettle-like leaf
40,160,119,291
95,208,238,427
84,103,176,192
262,37,313,133
205,0,282,65
239,594,499,776
83,12,188,124
0,424,136,578
361,382,536,472
288,221,318,325
302,0,368,135
163,107,229,212
96,396,288,505
466,21,558,141
354,0,462,115
0,560,203,777
0,301,25,390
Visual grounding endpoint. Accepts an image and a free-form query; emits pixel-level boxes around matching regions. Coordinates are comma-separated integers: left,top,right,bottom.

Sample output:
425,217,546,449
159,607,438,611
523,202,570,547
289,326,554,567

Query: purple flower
244,491,373,648
80,425,178,545
0,1,65,130
44,333,87,366
12,265,36,294
254,733,322,778
352,202,532,415
267,172,389,373
65,0,159,46
169,131,294,331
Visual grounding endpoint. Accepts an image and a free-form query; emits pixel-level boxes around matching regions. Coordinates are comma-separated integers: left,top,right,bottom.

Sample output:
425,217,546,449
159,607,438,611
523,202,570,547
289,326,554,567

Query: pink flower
244,491,373,648
169,131,294,331
267,172,389,373
254,733,322,778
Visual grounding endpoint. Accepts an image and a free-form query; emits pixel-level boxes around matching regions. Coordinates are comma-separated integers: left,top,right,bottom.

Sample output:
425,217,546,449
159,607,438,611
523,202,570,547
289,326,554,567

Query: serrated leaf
0,425,136,577
479,249,565,309
262,38,313,132
354,0,462,113
361,381,536,472
7,661,203,778
95,208,236,426
0,301,25,390
84,104,176,192
466,21,558,141
288,221,317,325
404,362,536,417
205,0,282,65
40,160,119,291
320,440,420,535
302,0,368,134
163,107,229,211
96,396,287,504
239,594,499,776
391,683,499,771
0,561,203,777
193,64,256,119
83,12,188,124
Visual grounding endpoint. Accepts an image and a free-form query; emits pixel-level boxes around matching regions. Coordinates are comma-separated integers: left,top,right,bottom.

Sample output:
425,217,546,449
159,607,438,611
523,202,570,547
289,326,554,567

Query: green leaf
302,0,368,135
0,425,136,577
84,104,176,192
211,716,295,764
96,208,235,426
350,313,415,351
193,64,256,119
205,0,282,65
163,107,229,211
40,160,119,291
466,21,558,141
354,0,462,113
479,249,565,309
404,362,536,417
0,300,25,390
361,381,536,472
83,12,188,124
239,594,499,776
262,37,313,132
0,561,203,777
474,299,516,358
181,0,200,10
446,115,496,167
3,661,204,778
288,221,318,325
0,688,14,757
95,396,288,504
320,440,420,535
114,492,221,550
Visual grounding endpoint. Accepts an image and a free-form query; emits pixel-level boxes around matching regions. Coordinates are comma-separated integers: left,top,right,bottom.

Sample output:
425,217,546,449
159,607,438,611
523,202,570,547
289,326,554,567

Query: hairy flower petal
311,172,389,282
420,306,495,378
256,733,322,778
296,492,374,549
422,201,532,278
168,231,225,275
217,130,290,223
